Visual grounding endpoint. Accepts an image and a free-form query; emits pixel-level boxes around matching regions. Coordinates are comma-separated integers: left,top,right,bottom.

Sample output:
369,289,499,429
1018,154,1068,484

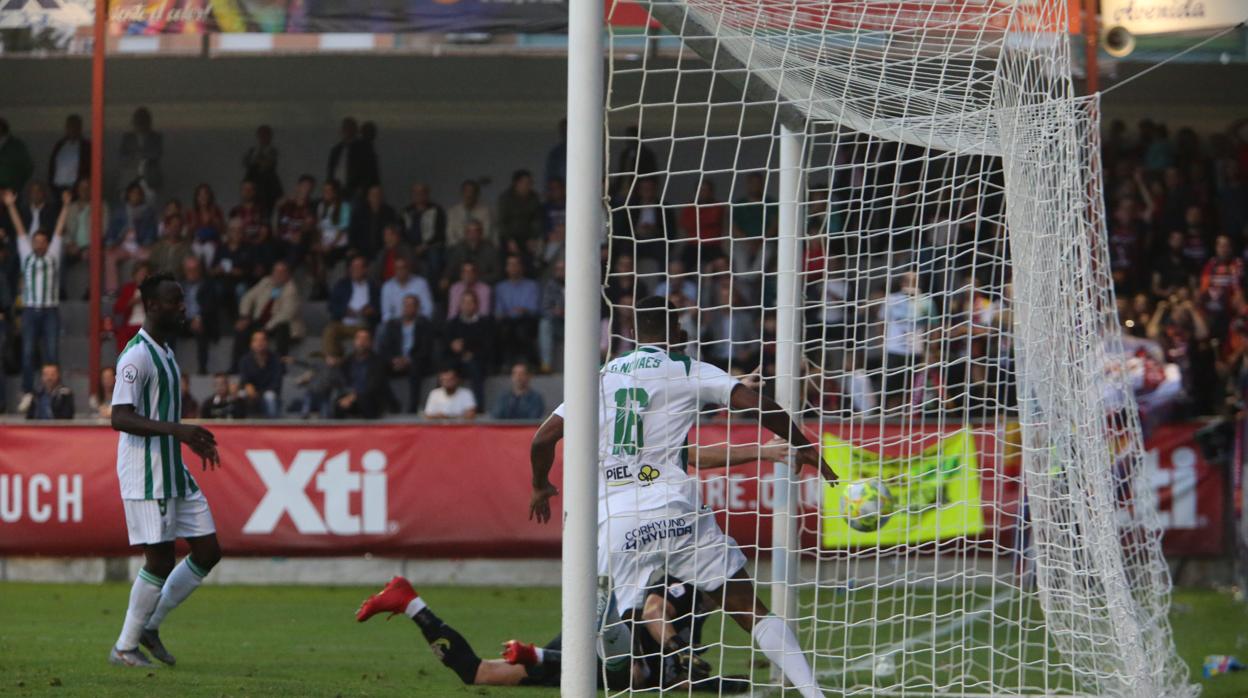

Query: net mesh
597,0,1194,695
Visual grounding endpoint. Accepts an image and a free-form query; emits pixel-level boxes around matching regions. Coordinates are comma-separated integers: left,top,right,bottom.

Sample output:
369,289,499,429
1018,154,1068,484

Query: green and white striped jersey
112,328,199,500
18,233,62,309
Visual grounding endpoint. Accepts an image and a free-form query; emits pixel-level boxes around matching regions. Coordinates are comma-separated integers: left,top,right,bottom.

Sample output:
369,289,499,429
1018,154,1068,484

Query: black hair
298,173,315,184
635,295,674,341
140,272,177,308
512,169,533,184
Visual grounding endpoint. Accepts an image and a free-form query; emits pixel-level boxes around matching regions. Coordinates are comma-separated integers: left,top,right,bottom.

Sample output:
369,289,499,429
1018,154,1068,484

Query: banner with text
0,422,1223,557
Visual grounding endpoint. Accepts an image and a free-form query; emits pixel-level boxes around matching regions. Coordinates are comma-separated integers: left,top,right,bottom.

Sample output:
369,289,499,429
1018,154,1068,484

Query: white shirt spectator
381,275,434,322
423,386,477,418
446,202,494,246
345,280,370,327
883,290,933,357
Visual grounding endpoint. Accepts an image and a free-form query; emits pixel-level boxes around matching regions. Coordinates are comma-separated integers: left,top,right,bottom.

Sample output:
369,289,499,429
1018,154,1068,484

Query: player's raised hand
529,481,559,524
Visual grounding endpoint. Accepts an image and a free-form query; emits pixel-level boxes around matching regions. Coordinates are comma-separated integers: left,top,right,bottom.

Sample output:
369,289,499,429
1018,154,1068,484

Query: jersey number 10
611,388,650,456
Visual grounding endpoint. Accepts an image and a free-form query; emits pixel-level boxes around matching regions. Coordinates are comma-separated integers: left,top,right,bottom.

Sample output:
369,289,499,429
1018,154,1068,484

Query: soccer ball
841,479,896,532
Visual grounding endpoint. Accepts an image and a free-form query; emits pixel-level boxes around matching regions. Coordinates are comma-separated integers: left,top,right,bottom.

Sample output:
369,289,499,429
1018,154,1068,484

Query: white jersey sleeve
112,346,150,407
691,360,741,407
552,402,565,418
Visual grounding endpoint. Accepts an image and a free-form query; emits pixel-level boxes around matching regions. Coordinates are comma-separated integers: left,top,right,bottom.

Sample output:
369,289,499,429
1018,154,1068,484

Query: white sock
752,615,824,698
144,558,209,631
404,597,427,618
534,647,545,663
115,568,165,651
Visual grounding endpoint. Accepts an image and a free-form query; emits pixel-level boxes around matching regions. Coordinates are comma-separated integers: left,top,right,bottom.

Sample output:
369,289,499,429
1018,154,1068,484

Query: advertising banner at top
0,0,569,40
1101,0,1247,35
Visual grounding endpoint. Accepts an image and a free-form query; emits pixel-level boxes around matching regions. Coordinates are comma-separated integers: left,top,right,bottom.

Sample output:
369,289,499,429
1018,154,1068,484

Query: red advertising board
0,422,1223,558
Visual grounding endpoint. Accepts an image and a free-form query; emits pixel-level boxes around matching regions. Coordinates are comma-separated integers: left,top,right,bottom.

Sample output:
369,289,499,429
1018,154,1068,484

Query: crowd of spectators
0,110,564,420
0,107,1246,425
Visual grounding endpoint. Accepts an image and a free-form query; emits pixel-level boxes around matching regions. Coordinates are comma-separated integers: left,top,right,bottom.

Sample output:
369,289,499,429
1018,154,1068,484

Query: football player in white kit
529,296,835,697
108,273,222,668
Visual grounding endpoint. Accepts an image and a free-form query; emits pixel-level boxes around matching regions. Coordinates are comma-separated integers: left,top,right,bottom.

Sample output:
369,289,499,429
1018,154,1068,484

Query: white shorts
600,504,747,612
123,492,216,546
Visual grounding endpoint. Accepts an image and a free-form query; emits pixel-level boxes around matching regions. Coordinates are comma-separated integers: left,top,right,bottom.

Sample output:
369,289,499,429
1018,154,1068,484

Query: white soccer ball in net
840,479,896,533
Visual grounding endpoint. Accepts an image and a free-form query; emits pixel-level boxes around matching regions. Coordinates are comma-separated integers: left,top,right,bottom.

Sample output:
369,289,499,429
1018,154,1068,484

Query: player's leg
137,495,219,656
715,569,823,698
111,501,176,669
139,529,220,664
677,510,824,698
356,576,488,685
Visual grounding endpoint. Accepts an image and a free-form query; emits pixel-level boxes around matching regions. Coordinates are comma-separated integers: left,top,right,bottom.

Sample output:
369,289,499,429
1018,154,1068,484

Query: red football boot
502,640,539,666
356,576,417,622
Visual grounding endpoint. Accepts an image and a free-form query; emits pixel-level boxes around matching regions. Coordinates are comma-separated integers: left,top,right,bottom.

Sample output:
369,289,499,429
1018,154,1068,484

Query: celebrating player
108,273,222,668
529,295,835,698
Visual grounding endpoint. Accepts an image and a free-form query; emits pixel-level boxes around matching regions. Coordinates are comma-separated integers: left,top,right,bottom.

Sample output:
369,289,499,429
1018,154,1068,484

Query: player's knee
144,556,176,580
190,537,222,571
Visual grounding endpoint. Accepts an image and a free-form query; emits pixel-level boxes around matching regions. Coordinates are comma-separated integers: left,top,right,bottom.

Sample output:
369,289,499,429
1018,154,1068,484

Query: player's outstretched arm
692,437,789,470
112,405,220,470
528,412,563,523
727,385,835,483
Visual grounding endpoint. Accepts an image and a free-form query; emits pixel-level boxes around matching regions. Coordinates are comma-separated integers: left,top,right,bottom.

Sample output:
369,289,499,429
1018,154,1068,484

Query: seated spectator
445,290,495,405
1152,229,1194,298
147,212,191,278
211,217,249,307
446,179,493,246
200,372,244,419
296,352,345,419
179,256,218,375
377,294,436,413
701,282,761,372
494,254,540,365
180,372,200,420
62,177,105,271
349,184,398,260
370,223,413,283
653,259,698,301
381,256,434,323
234,260,302,365
423,366,477,420
187,183,225,242
403,181,446,280
275,174,317,269
89,366,115,419
324,255,380,357
238,330,284,418
314,179,351,282
336,328,393,419
444,219,501,291
243,221,286,281
497,169,544,255
447,261,492,320
543,177,566,234
490,362,545,420
113,262,151,352
229,179,269,239
104,183,156,292
26,363,73,420
679,180,727,265
538,259,565,373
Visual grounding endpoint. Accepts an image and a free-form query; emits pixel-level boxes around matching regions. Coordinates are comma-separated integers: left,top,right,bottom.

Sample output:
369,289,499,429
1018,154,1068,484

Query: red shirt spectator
679,181,726,246
1199,235,1244,315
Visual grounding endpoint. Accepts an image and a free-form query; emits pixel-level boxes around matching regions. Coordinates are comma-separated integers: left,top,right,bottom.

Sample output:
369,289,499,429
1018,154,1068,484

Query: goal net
594,0,1196,696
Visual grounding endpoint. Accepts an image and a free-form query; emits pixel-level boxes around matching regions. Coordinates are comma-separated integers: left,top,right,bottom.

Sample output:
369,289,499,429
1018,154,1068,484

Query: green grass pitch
1,581,1246,696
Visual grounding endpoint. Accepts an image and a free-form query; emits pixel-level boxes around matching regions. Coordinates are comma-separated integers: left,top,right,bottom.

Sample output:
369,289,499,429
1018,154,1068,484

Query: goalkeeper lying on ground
355,440,786,690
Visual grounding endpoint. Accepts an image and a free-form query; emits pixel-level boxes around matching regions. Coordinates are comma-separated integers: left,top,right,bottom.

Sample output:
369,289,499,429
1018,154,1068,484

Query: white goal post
562,1,1198,696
